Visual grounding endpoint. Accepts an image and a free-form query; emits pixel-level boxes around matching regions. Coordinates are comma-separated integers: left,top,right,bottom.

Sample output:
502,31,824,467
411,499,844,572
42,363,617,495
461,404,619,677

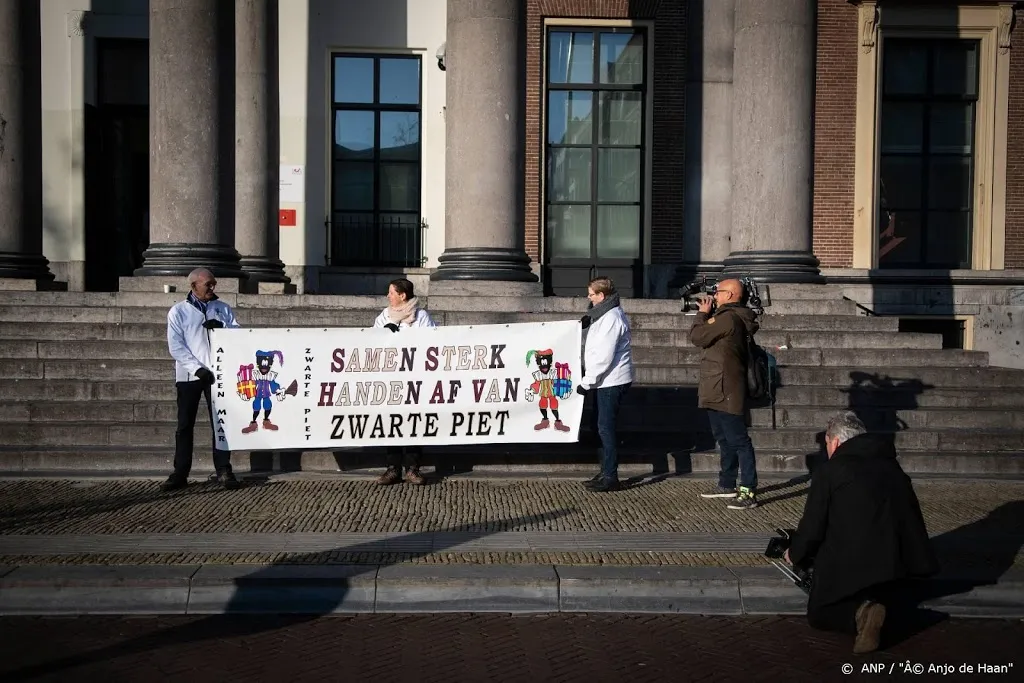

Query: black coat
788,433,939,611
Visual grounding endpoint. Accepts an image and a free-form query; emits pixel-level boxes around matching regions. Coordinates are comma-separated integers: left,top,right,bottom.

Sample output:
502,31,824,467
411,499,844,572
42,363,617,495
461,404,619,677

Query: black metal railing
326,215,427,267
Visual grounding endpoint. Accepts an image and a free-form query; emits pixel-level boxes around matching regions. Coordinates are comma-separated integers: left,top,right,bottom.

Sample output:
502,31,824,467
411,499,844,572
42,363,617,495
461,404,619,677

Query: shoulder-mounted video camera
679,276,765,317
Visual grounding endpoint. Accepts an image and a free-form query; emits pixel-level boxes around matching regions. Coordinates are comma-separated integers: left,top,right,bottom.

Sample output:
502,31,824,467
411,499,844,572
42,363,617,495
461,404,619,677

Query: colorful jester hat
525,349,554,366
256,349,284,367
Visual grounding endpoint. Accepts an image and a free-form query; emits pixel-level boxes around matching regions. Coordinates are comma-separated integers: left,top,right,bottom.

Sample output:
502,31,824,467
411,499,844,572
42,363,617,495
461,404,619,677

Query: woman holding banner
578,276,634,492
373,278,436,485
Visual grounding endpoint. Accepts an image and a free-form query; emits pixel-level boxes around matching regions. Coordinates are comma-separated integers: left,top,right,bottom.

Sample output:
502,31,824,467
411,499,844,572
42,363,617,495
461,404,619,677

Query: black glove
384,323,400,333
195,368,214,383
576,385,588,396
203,319,224,330
580,315,592,330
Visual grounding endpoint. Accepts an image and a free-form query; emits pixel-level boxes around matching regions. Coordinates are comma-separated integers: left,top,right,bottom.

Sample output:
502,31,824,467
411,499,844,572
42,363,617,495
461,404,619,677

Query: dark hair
388,278,415,301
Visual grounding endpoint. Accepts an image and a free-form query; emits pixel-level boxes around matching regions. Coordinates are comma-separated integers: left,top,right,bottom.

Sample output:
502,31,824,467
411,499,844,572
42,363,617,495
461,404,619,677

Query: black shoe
585,476,620,492
217,470,241,490
160,474,187,491
585,473,602,485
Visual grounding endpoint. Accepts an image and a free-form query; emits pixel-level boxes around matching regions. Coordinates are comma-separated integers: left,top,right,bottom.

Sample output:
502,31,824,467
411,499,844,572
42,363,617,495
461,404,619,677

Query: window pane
381,112,420,160
333,162,374,211
548,32,594,84
597,149,640,202
547,92,593,145
334,110,375,160
380,162,419,210
380,163,419,212
883,41,927,95
878,211,922,267
334,57,374,103
547,148,592,202
598,92,642,145
331,212,375,262
597,205,640,258
380,58,420,105
548,205,592,258
925,211,971,267
379,213,423,265
599,32,643,85
928,157,972,211
929,103,973,154
933,41,977,96
879,156,922,209
879,103,923,154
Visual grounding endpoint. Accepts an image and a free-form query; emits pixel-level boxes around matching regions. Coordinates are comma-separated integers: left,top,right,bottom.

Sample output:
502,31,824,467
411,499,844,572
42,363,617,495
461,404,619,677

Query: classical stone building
2,0,1023,359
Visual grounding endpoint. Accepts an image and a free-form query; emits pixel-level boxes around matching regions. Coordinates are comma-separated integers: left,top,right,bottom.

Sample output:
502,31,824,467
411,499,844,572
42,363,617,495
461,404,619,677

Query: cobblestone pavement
1,477,1020,566
0,614,1020,682
1,477,1020,535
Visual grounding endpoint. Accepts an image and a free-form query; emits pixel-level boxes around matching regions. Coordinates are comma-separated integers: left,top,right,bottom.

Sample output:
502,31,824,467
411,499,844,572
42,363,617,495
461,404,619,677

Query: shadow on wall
303,0,410,294
1,507,574,682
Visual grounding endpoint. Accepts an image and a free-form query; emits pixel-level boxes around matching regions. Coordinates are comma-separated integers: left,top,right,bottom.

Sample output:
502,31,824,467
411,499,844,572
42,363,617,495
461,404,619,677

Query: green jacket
688,303,759,415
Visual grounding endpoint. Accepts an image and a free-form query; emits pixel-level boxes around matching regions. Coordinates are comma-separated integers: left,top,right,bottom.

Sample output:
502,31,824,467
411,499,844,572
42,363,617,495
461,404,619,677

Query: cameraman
785,411,937,654
690,278,760,509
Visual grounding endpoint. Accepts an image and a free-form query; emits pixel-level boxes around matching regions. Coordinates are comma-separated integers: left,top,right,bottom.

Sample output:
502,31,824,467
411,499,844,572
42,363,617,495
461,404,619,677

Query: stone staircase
1,285,1022,476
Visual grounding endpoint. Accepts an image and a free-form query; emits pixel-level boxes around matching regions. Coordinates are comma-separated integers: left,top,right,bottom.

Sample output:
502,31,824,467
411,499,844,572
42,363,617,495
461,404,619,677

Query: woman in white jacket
578,276,634,492
373,278,435,485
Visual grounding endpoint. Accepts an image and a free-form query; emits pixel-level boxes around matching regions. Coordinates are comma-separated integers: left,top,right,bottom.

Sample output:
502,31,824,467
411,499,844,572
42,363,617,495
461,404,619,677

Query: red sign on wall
279,209,297,227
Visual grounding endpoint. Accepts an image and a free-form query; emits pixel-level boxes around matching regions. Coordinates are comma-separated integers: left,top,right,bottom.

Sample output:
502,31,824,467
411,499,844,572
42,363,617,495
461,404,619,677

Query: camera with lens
679,275,765,316
680,275,718,313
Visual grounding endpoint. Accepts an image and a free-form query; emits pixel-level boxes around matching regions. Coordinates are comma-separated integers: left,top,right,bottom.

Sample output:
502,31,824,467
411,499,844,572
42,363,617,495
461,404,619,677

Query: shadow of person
2,508,575,682
0,478,268,534
882,500,1024,648
841,372,933,451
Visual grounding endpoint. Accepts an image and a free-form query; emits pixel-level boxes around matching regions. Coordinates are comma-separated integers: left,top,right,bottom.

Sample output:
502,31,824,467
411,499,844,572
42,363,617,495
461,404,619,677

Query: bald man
162,268,242,491
689,278,761,509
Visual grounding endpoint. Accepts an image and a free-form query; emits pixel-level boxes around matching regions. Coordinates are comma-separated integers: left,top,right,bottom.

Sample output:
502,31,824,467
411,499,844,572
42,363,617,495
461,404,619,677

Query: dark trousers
808,581,900,635
174,379,231,477
386,446,422,470
590,383,631,480
706,409,757,491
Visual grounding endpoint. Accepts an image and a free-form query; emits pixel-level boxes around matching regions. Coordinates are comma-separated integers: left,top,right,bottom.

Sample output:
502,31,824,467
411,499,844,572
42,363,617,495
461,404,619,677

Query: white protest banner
209,321,583,451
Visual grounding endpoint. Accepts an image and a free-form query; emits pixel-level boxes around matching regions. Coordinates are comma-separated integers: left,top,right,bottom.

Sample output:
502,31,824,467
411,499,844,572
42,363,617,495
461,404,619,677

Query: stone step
1,358,1008,386
0,420,1019,452
0,289,849,311
10,379,1024,409
0,304,881,330
0,445,1020,476
0,341,986,368
0,314,906,338
635,365,1020,387
0,329,942,353
631,330,941,350
5,400,1020,431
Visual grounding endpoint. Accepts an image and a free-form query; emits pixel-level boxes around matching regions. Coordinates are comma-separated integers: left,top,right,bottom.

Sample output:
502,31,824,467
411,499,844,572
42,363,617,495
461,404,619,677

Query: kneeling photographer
785,411,938,654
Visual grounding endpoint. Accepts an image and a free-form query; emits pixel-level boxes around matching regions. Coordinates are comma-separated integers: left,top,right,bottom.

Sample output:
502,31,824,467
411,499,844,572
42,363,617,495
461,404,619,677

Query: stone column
430,0,538,286
135,0,245,278
677,0,734,283
235,0,288,284
720,0,823,283
0,0,54,282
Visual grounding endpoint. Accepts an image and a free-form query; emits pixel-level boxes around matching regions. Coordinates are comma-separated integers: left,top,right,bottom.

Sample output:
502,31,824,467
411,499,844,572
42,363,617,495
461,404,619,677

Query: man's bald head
717,279,743,298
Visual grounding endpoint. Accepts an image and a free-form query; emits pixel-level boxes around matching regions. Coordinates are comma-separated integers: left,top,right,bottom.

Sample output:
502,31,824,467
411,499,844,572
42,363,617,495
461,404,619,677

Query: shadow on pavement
2,508,574,681
884,499,1024,648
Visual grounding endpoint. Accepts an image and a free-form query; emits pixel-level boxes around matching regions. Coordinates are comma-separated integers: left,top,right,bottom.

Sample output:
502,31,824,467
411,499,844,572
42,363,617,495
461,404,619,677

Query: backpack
746,333,774,401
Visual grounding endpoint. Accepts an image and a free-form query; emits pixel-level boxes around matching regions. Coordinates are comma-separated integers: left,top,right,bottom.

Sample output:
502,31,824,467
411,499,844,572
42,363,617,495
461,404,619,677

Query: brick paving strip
0,476,1021,617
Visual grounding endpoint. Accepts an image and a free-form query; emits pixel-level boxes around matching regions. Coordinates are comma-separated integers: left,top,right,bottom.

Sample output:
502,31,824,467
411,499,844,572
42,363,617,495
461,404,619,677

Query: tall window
877,39,979,269
331,54,422,266
545,28,646,263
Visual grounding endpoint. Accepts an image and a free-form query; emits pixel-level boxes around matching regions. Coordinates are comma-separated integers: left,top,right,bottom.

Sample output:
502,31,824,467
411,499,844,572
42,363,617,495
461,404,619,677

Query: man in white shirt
161,268,241,491
578,276,634,492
